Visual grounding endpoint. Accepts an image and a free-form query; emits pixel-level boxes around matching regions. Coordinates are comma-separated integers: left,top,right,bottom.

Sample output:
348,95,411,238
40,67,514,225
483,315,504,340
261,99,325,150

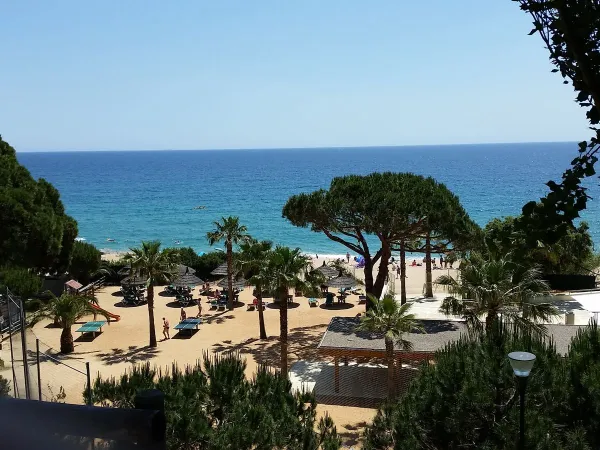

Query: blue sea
16,143,600,255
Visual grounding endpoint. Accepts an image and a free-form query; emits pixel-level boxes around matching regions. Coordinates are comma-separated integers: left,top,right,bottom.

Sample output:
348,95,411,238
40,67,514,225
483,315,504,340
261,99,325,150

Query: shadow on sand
96,345,159,365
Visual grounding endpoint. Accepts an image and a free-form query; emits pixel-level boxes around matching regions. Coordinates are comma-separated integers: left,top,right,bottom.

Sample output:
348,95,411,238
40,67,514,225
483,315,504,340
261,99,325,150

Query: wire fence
1,288,91,404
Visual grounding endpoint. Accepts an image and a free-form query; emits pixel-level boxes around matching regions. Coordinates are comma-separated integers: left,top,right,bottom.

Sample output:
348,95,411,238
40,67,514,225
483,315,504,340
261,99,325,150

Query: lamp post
508,351,536,450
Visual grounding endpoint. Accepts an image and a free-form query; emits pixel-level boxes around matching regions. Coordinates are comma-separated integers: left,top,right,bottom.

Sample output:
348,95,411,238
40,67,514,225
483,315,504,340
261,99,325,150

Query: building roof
318,317,584,356
64,279,83,290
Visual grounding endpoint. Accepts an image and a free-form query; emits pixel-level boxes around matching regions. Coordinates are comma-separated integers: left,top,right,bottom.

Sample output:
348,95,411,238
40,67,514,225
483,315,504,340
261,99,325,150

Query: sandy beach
23,258,455,447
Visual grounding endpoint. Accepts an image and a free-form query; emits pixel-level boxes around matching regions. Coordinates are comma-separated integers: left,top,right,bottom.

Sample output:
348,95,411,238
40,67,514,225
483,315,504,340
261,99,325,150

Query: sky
0,1,590,151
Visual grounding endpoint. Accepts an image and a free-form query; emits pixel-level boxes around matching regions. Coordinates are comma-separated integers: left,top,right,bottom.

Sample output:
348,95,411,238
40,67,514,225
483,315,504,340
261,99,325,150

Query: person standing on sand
180,307,186,322
162,317,170,340
346,252,350,263
396,265,401,279
197,299,202,317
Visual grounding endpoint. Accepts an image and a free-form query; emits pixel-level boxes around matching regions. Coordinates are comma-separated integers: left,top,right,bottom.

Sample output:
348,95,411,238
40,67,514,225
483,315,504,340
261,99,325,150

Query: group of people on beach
390,254,452,279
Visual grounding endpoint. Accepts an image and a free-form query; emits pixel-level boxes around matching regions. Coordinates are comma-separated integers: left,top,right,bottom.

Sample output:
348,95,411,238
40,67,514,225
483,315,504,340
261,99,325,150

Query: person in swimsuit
162,317,170,340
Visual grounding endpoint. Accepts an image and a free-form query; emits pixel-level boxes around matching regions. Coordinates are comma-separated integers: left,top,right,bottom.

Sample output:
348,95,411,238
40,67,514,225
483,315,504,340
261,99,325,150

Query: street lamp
508,351,536,450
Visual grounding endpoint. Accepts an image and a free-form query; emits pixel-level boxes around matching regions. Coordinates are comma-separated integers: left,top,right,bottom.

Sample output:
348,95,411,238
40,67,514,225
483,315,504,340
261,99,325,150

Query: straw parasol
313,261,338,278
217,277,247,290
121,275,148,286
177,264,196,275
210,262,229,276
173,273,204,287
117,265,132,277
326,272,357,289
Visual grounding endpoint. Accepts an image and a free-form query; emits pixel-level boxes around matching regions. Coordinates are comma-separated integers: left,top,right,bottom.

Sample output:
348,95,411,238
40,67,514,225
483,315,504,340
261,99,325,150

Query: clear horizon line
16,139,579,153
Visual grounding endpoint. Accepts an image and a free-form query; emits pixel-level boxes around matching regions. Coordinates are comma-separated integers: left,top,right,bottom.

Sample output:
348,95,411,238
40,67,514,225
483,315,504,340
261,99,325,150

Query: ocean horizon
16,142,600,255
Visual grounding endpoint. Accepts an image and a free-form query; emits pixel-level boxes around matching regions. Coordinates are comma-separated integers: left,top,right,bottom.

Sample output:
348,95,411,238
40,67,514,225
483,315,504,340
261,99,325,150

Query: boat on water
174,240,182,245
193,205,206,210
106,238,115,242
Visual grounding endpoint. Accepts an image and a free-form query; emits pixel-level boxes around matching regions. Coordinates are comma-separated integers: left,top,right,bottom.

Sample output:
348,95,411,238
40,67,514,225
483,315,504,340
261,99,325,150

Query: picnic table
76,321,107,338
174,318,202,336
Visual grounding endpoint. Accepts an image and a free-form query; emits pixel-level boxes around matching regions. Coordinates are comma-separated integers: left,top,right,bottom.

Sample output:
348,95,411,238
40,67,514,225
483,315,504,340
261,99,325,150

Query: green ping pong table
174,318,202,336
76,320,107,338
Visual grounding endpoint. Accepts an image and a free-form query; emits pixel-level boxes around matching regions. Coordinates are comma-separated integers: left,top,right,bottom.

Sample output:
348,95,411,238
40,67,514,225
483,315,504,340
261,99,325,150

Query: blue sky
1,0,589,151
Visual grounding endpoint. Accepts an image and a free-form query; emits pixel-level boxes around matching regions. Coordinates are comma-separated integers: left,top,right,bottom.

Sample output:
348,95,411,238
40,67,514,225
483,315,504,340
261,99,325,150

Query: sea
16,143,600,256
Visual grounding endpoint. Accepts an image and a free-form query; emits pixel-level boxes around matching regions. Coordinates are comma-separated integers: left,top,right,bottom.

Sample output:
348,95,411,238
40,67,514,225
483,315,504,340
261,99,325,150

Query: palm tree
435,254,557,335
356,295,423,397
265,246,318,376
207,216,249,310
236,238,272,339
125,241,177,347
30,293,110,354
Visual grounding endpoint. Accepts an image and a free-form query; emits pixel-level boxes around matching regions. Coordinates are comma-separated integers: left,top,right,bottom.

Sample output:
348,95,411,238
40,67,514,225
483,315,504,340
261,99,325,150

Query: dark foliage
68,241,101,285
90,352,341,450
0,266,42,299
167,247,227,281
363,322,600,449
485,216,598,275
0,374,9,397
515,1,600,245
0,135,77,272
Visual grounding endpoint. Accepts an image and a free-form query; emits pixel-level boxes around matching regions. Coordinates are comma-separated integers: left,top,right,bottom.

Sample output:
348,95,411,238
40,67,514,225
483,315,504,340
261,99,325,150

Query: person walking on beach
162,317,170,340
346,252,350,263
439,254,444,268
396,265,401,279
197,299,202,317
180,307,186,322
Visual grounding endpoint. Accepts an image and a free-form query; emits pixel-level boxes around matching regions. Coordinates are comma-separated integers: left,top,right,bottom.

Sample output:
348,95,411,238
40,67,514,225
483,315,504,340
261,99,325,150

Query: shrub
166,247,227,281
363,323,599,449
0,374,10,397
0,266,42,299
90,352,341,450
68,241,101,284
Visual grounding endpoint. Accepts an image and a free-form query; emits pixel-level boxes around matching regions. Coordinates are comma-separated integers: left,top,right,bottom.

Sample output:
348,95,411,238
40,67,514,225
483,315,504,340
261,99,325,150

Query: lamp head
508,351,536,377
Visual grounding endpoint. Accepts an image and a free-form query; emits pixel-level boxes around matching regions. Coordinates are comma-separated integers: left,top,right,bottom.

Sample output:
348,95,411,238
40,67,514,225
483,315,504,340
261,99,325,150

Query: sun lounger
174,318,202,336
308,298,319,307
76,321,107,338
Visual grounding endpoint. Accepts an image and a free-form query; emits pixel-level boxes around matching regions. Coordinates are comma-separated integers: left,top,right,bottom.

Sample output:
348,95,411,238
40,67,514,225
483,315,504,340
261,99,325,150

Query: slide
91,303,121,322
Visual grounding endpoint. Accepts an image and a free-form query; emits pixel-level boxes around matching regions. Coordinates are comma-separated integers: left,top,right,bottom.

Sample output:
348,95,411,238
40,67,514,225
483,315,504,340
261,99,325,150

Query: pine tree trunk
372,245,392,304
425,234,433,298
400,241,407,305
363,258,375,309
279,286,289,377
226,241,234,310
257,283,267,339
385,337,395,398
147,284,157,347
60,326,74,354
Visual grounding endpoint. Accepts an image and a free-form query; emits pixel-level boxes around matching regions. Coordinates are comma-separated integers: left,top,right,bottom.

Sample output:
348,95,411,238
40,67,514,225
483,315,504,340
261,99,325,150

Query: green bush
166,248,227,281
90,352,341,450
0,374,10,397
363,323,600,449
0,266,42,299
68,241,101,284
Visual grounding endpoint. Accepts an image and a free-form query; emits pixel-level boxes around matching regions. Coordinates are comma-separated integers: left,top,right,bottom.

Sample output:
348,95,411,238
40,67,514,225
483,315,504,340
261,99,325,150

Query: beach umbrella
326,274,357,289
121,275,148,286
217,277,247,290
177,264,196,275
211,262,229,276
313,261,338,278
173,273,204,287
117,265,132,277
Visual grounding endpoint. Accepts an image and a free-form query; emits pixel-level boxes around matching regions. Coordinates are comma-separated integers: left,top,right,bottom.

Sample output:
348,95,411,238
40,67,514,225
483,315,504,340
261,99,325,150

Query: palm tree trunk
279,286,289,377
147,284,157,347
485,309,497,332
425,234,433,298
385,337,395,398
400,241,407,305
257,283,267,339
226,242,234,310
60,326,74,354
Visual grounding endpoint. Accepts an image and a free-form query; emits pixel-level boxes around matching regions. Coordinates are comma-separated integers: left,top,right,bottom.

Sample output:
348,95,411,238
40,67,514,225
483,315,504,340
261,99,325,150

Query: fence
1,287,91,404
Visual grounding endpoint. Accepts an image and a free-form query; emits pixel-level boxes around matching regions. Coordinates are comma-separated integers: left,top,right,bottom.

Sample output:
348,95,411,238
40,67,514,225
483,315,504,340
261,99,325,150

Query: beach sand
28,260,454,447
